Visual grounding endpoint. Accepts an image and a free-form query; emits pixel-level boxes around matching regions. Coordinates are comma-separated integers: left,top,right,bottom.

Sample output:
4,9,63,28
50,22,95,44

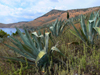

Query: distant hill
24,6,100,28
0,6,100,28
0,23,6,28
0,22,28,28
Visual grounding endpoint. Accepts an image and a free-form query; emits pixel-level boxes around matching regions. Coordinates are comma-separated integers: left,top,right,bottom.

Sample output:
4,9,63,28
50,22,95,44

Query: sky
0,0,100,24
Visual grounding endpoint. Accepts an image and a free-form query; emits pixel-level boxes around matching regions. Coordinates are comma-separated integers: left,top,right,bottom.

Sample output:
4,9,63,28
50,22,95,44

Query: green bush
0,29,9,38
12,31,18,36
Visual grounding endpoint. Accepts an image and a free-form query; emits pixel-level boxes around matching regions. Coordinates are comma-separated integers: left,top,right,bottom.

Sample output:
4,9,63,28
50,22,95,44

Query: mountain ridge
0,6,100,28
0,22,28,28
24,6,100,28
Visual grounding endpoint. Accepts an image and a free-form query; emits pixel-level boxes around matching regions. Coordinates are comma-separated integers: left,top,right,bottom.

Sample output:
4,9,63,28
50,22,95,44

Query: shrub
12,31,18,36
0,29,9,38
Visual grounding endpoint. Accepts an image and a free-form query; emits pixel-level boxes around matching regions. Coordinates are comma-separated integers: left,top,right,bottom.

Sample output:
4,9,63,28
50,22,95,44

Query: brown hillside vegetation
24,6,100,28
0,6,100,28
0,22,28,28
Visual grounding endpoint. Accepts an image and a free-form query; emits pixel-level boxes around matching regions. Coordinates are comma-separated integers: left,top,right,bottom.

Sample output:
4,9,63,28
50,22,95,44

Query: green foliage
94,27,100,35
67,12,69,19
2,27,64,73
12,31,18,36
49,19,67,37
0,29,9,38
70,10,100,46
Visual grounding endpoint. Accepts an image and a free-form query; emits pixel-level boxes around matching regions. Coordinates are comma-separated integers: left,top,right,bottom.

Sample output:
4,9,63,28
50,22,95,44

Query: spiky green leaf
94,27,100,35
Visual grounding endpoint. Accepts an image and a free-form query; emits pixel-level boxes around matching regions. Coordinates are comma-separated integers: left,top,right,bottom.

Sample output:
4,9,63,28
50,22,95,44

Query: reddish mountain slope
0,6,100,28
24,6,100,28
0,22,28,28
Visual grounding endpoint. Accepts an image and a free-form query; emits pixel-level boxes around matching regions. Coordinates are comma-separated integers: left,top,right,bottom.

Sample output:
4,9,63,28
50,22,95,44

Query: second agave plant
49,19,67,37
69,10,100,46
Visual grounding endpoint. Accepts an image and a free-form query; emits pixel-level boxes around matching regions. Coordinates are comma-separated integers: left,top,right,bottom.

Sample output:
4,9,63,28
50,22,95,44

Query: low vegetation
0,29,9,38
0,10,100,75
70,10,100,46
0,29,9,43
12,31,18,36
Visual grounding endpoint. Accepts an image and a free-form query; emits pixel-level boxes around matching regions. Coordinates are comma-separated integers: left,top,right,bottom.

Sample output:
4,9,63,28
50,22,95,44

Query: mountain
0,6,100,28
24,6,100,28
0,23,6,28
0,22,28,28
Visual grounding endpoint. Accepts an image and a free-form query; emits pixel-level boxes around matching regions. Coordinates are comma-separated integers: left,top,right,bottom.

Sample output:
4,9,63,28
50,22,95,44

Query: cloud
0,0,100,24
0,3,43,23
50,0,58,2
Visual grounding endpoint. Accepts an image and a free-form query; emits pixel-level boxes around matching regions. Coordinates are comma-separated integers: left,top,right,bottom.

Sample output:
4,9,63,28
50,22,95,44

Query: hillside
24,6,100,28
0,6,100,28
0,22,28,28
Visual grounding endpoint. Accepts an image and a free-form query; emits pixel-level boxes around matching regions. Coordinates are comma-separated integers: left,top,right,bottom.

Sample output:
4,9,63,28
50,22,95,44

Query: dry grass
0,25,100,75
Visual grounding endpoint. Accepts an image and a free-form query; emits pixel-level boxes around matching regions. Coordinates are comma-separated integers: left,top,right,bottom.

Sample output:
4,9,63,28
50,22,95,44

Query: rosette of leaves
1,27,64,73
69,10,100,46
49,19,67,37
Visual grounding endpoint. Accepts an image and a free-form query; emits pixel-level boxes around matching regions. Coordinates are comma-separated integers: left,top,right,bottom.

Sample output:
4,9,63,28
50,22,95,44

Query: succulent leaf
35,49,46,64
49,19,66,37
94,27,100,35
80,15,88,39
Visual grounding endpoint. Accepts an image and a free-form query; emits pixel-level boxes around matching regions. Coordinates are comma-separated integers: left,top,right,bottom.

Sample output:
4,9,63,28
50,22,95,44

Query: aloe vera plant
49,19,67,37
69,10,100,46
1,27,64,73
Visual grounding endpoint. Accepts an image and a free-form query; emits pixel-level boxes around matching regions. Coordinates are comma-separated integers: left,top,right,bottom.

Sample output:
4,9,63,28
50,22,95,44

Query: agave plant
1,27,65,73
49,19,67,37
94,27,100,35
69,10,100,46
